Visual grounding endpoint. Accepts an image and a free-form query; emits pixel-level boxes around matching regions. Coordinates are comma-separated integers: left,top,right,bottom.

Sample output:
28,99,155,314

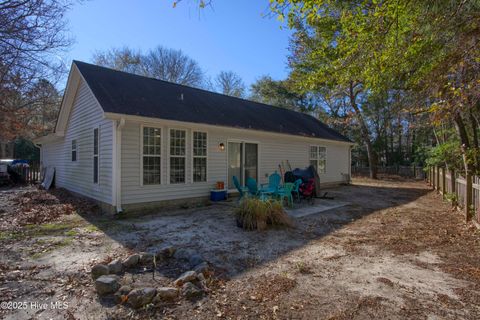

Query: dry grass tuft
235,198,293,231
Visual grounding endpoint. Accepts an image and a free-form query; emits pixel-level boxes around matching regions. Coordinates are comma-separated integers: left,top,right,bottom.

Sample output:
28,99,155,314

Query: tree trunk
348,82,377,179
469,109,479,172
397,115,402,163
454,111,474,220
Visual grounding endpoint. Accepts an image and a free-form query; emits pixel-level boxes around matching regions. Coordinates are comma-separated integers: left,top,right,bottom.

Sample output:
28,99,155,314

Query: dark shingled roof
74,61,351,143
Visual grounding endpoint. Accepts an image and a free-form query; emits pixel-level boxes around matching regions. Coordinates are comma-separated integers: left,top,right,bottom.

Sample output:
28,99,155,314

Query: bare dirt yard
1,178,479,319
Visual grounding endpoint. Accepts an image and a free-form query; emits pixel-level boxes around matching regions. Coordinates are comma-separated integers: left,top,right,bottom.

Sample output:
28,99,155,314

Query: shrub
235,198,293,231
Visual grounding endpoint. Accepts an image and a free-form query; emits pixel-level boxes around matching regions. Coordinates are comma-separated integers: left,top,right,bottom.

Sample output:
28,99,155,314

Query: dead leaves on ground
0,187,100,232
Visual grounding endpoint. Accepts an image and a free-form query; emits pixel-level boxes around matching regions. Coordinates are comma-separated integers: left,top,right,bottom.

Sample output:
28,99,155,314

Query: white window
71,140,77,162
142,127,161,185
169,129,186,184
310,146,326,174
93,128,99,184
193,131,207,182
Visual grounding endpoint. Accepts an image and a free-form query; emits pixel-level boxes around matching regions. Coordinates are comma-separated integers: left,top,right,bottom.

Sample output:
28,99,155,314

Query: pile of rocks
91,246,211,309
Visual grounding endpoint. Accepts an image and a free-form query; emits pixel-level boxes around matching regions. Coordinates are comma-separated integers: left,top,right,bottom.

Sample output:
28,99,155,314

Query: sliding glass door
244,143,258,184
228,142,243,189
227,141,258,189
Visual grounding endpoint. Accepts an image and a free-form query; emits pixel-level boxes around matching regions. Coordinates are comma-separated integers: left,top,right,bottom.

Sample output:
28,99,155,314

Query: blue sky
65,0,292,90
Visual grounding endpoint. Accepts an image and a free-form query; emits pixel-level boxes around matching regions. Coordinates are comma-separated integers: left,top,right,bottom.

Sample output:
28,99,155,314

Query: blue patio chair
261,172,281,194
292,179,303,202
233,176,248,202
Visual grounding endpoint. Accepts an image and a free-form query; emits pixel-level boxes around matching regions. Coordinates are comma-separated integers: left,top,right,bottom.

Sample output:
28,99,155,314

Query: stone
196,273,209,292
95,275,120,295
114,285,132,304
122,254,140,268
5,270,22,280
174,270,197,287
127,288,157,309
193,262,209,274
108,259,123,274
153,287,179,302
91,264,109,280
181,282,203,298
139,252,155,265
197,272,206,282
156,245,176,260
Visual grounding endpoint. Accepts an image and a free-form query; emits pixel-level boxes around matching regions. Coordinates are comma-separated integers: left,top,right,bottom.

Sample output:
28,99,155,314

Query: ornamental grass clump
235,198,293,231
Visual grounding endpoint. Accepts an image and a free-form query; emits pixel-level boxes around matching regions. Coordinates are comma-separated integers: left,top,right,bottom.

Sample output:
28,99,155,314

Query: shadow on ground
73,179,431,280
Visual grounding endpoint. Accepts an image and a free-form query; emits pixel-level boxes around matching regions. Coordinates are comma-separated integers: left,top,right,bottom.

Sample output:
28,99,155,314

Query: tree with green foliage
270,0,480,180
250,76,317,113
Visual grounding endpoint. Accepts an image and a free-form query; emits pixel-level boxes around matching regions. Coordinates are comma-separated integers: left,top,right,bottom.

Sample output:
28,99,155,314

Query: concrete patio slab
286,201,349,218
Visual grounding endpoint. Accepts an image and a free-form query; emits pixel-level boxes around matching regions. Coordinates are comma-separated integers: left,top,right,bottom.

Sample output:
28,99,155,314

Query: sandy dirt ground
0,177,479,319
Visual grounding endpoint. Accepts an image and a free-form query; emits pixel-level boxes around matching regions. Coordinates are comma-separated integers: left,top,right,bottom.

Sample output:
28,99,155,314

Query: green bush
235,198,293,231
444,192,458,204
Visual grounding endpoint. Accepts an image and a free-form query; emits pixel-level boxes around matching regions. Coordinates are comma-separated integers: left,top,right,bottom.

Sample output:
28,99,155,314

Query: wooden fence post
450,169,456,205
437,166,440,192
466,173,473,220
430,166,435,189
441,167,446,197
432,167,435,189
436,166,440,192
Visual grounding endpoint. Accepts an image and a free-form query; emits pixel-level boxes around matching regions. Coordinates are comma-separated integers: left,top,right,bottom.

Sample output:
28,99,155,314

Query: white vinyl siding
40,79,113,205
120,121,350,205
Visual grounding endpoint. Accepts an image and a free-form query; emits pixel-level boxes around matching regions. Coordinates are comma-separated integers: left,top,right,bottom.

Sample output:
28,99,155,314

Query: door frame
226,139,260,192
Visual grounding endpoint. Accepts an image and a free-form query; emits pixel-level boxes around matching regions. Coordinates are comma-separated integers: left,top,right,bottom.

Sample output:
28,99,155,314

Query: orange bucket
216,181,225,190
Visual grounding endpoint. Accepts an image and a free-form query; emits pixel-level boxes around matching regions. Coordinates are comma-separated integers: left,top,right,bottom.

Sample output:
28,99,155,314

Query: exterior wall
120,119,351,206
40,79,114,205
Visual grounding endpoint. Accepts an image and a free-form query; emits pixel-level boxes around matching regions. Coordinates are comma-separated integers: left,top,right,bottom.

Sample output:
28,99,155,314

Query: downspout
115,118,125,213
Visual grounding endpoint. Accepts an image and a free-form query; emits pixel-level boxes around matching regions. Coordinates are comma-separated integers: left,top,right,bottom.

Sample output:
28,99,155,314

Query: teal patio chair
276,182,295,207
233,176,248,202
246,177,260,197
261,172,281,194
292,179,303,202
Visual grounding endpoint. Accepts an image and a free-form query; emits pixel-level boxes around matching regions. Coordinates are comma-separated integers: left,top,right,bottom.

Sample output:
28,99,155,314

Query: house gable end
55,63,105,136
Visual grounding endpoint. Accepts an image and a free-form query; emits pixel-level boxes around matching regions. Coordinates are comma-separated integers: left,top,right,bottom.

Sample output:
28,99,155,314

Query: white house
35,61,353,213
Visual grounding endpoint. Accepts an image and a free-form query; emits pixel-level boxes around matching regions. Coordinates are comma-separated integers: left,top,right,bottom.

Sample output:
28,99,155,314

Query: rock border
91,246,211,309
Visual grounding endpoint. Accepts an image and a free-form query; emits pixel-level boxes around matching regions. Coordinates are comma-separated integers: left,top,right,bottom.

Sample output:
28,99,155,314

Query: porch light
219,143,225,151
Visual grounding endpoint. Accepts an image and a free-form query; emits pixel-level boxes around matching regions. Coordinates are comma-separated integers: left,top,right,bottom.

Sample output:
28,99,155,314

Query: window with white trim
310,146,326,174
193,131,207,182
71,140,77,162
142,127,161,185
169,129,186,184
93,128,99,184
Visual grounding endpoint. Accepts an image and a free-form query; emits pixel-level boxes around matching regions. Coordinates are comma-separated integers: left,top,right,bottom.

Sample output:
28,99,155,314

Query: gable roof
73,61,351,143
